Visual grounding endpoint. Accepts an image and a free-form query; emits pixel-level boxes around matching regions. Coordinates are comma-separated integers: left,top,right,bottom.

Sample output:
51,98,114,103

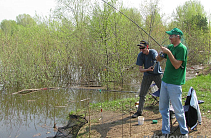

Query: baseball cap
137,40,149,47
166,28,183,36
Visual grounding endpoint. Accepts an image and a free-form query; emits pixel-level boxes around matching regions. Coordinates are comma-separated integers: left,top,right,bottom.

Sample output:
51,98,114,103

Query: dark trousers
137,75,161,114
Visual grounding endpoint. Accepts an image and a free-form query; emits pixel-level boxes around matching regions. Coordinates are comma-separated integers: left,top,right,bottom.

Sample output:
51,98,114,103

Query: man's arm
161,47,183,69
139,66,154,72
166,52,183,69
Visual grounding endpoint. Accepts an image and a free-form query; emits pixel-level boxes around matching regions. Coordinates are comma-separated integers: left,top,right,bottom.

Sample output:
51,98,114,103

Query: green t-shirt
162,43,187,85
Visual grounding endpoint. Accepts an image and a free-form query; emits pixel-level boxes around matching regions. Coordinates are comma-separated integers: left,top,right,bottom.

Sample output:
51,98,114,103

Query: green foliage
170,0,210,64
190,14,208,32
0,0,210,90
183,74,211,118
0,20,19,36
16,14,37,27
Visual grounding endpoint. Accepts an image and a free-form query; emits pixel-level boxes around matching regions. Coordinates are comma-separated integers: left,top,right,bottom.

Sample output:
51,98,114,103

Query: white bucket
138,116,144,125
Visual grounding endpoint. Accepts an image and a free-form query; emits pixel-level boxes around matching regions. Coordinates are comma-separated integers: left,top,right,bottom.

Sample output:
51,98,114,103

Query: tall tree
16,14,36,27
139,0,166,49
169,0,209,64
0,20,18,36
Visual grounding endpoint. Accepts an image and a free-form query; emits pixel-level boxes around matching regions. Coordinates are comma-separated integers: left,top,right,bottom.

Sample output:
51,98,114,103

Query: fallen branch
12,87,59,95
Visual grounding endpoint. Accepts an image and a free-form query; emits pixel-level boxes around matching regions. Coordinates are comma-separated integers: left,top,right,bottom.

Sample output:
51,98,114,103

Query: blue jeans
159,81,189,134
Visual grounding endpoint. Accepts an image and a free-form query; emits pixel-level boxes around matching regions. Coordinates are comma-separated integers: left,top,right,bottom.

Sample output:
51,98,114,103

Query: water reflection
0,87,137,138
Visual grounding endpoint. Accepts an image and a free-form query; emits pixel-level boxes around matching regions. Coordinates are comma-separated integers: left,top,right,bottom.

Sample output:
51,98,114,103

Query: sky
0,0,211,23
122,0,211,23
0,0,57,23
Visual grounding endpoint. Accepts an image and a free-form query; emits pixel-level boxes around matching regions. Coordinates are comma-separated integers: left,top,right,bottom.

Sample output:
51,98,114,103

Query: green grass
71,73,211,119
87,74,211,118
89,98,138,113
182,74,211,118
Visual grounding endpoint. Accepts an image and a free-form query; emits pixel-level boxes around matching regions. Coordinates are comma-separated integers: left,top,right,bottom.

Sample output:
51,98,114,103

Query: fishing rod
101,0,162,47
101,0,177,68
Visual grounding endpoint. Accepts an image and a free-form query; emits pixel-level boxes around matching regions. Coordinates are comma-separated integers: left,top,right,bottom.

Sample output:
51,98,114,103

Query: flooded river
0,86,137,138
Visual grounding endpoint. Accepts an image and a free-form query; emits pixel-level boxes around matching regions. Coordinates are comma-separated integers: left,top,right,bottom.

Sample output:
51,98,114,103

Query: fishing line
101,0,162,47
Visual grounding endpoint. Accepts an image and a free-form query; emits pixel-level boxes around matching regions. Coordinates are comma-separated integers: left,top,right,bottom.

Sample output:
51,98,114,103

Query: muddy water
0,87,137,138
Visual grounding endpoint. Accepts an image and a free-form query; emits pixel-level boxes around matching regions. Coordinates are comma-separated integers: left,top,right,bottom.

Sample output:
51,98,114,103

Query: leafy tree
169,0,209,64
172,0,206,28
0,20,18,36
16,14,36,27
138,0,167,50
189,14,208,32
0,0,210,90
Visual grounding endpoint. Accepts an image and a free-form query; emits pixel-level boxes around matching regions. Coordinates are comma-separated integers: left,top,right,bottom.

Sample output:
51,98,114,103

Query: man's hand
161,46,170,54
147,66,154,72
139,66,154,72
156,51,165,62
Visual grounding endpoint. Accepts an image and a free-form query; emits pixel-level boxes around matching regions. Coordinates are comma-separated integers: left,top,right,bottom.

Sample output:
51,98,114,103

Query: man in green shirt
156,28,188,137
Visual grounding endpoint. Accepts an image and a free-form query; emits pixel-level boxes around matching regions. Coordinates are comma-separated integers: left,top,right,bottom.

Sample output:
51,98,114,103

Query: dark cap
166,28,183,36
137,40,149,47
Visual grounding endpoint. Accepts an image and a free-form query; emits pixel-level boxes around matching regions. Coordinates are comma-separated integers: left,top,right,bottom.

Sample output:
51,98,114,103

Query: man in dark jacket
132,40,162,118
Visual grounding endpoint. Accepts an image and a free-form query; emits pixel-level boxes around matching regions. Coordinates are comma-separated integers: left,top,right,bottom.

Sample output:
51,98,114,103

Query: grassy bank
182,74,211,118
89,74,211,118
